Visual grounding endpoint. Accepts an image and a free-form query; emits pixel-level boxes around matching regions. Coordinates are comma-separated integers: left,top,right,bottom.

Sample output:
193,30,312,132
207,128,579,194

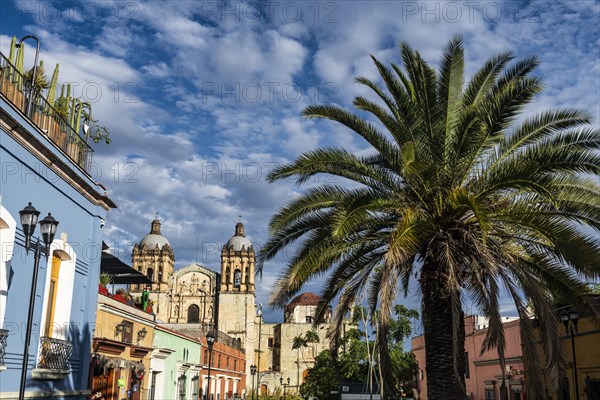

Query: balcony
0,329,8,372
32,336,73,380
0,51,93,173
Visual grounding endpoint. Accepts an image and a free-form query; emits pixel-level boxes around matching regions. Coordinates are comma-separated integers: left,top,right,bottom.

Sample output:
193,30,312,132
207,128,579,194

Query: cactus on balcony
45,63,59,114
3,36,17,80
14,42,25,91
54,83,71,121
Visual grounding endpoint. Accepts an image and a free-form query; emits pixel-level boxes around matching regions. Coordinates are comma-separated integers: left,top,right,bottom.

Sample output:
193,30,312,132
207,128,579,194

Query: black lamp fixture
250,365,257,400
206,331,216,400
137,327,147,341
115,322,127,335
560,309,580,400
280,376,291,400
19,203,58,253
18,203,59,400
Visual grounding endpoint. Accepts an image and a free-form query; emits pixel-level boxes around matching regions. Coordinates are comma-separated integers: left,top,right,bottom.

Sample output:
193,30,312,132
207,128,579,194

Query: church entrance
188,304,200,323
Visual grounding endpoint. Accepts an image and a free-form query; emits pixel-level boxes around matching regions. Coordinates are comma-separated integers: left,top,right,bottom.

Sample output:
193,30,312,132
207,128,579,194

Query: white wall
0,204,16,328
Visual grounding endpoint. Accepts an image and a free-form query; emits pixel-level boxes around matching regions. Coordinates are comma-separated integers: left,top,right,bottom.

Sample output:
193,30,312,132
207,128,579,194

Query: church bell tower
217,222,259,388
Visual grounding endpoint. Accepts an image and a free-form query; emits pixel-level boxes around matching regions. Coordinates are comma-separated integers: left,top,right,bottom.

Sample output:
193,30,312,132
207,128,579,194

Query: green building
151,325,203,400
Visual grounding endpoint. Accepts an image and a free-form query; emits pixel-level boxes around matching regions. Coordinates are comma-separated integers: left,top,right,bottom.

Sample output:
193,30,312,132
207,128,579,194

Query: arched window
147,268,154,281
0,206,16,328
187,304,200,323
233,269,241,288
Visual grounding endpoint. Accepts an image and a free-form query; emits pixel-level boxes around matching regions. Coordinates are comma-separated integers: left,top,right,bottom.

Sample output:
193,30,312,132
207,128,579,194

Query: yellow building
91,293,156,400
541,303,600,400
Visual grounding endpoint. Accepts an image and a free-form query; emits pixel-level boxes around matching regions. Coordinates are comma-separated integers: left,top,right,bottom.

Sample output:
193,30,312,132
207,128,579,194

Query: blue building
0,43,116,398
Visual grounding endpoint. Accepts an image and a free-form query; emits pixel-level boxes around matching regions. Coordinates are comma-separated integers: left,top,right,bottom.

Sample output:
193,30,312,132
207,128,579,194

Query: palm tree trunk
421,261,466,400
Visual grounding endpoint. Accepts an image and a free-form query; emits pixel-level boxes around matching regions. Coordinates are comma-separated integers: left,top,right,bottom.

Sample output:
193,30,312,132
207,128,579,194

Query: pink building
412,315,527,400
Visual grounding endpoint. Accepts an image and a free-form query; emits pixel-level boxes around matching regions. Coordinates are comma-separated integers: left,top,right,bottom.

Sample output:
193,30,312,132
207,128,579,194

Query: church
128,218,349,394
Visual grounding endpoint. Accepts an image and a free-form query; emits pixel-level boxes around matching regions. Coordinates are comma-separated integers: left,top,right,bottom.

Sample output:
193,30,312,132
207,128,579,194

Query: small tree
300,350,338,400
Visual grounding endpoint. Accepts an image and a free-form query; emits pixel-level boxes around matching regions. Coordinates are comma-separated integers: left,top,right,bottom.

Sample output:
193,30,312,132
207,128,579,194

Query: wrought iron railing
0,51,93,173
36,336,73,371
0,329,8,366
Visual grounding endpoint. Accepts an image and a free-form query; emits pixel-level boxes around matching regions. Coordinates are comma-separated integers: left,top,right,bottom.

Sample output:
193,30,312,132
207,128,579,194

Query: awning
100,252,152,284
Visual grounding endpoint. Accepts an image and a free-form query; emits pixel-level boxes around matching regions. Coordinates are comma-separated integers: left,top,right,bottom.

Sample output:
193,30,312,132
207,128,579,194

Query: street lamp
16,36,40,116
250,364,257,400
560,309,580,400
18,203,59,400
256,303,262,398
280,377,291,400
205,331,215,400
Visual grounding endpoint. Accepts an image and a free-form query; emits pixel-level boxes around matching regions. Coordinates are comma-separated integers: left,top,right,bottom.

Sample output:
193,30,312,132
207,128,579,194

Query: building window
465,352,470,379
226,357,229,368
204,349,208,365
177,374,187,400
147,268,154,281
218,355,221,368
234,359,237,371
43,254,61,336
192,375,199,399
485,388,494,400
305,316,314,323
234,269,241,288
188,304,200,323
40,240,76,339
268,338,274,348
121,320,134,343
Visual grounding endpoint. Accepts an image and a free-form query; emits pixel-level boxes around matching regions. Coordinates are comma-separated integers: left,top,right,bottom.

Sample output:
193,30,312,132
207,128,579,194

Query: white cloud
6,0,598,317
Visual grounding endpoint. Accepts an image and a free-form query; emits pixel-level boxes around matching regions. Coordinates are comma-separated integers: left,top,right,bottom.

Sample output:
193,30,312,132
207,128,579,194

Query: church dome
286,292,322,311
225,222,253,251
139,219,170,249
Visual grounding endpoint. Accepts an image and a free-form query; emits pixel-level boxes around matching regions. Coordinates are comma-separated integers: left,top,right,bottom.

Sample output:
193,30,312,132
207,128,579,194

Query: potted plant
27,60,49,127
81,111,111,145
98,273,111,296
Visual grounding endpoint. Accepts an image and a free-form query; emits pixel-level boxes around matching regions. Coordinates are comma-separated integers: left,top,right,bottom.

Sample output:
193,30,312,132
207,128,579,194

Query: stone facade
128,220,345,394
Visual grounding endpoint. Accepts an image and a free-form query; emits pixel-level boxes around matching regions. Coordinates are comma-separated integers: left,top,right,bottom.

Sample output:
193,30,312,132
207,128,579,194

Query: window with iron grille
177,374,186,400
192,375,199,399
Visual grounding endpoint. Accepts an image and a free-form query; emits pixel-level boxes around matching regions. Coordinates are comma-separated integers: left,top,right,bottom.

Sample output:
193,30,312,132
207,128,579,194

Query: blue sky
2,0,599,326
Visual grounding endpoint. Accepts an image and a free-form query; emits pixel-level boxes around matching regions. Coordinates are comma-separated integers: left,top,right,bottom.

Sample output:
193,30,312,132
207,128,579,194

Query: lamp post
256,303,262,399
280,377,290,400
206,331,215,400
250,365,257,400
18,202,59,400
16,36,40,116
560,309,580,400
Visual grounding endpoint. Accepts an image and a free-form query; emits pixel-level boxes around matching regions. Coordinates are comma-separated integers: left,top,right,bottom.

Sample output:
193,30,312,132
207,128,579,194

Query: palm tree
304,330,320,366
292,334,308,388
258,35,600,400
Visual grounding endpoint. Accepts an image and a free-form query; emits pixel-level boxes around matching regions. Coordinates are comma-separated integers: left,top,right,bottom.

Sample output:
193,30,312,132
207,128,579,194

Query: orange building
200,332,246,399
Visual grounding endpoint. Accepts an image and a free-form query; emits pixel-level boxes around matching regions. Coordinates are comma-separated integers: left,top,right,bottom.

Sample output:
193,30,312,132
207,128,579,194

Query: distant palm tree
259,35,600,399
292,334,308,388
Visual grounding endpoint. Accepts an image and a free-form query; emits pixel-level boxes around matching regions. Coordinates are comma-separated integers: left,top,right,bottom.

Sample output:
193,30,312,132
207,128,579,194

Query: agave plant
24,59,49,93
